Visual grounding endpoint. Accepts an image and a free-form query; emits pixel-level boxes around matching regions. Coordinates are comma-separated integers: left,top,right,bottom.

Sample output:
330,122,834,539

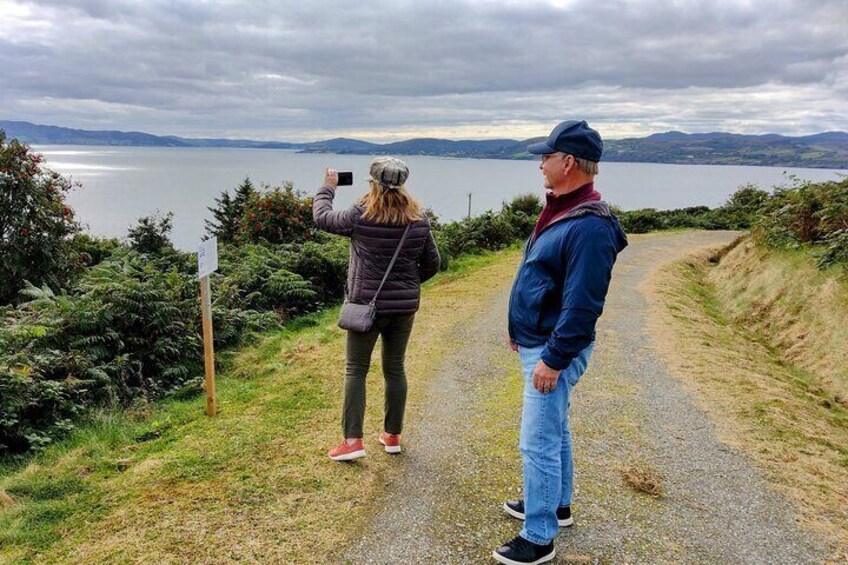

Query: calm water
34,145,847,250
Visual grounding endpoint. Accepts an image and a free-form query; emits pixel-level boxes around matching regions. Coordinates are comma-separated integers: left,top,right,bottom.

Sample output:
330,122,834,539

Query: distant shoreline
31,144,848,172
6,120,848,169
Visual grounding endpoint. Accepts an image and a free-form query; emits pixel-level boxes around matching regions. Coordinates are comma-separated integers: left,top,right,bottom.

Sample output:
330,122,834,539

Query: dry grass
621,465,664,497
0,489,13,508
708,239,848,403
645,239,848,559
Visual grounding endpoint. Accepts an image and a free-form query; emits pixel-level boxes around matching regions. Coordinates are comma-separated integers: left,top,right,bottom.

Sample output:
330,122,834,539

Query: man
493,120,628,565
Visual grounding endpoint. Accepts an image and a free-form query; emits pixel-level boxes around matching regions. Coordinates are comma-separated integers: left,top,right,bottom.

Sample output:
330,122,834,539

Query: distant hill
604,131,848,168
2,120,846,168
0,121,299,149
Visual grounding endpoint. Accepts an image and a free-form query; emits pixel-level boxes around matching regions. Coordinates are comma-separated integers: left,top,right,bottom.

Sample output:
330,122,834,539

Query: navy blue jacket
508,201,628,370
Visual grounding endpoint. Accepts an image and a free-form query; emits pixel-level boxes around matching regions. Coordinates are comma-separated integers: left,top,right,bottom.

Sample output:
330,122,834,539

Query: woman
313,156,441,461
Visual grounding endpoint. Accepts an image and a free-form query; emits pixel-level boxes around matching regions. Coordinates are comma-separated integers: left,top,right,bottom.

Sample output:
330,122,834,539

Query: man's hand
324,168,339,189
532,360,560,393
509,339,519,352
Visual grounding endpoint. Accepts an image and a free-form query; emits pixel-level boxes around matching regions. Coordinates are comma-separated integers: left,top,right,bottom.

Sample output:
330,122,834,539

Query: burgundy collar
532,182,601,241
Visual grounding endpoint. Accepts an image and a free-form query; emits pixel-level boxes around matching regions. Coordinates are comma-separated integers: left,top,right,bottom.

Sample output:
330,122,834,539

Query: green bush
719,184,770,228
206,177,256,243
502,193,542,217
216,243,318,319
0,247,283,453
69,233,121,269
0,131,80,305
127,212,176,255
755,177,848,268
435,194,541,258
284,238,349,304
618,208,666,233
818,230,848,269
432,230,452,271
239,182,317,245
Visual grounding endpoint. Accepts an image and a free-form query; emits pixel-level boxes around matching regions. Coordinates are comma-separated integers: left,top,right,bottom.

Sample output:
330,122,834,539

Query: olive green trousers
342,313,415,438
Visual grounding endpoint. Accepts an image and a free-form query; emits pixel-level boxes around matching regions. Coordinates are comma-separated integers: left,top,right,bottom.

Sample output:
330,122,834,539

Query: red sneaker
379,432,402,454
328,438,365,461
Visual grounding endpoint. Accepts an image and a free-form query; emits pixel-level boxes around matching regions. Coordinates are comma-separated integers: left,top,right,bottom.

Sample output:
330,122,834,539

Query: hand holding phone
337,172,353,186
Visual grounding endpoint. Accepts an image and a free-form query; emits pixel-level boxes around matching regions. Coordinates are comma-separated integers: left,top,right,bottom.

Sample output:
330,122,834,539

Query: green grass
0,246,522,564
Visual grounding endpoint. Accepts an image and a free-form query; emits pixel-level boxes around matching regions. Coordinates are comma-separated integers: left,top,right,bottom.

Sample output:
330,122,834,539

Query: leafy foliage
205,176,256,242
616,184,771,234
502,192,543,217
127,212,175,255
69,233,121,269
239,182,317,244
754,177,848,268
0,247,283,453
433,194,542,261
216,244,318,319
0,130,80,305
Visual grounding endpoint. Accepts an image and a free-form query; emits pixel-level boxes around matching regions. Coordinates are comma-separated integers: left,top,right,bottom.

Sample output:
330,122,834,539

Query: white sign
197,237,219,279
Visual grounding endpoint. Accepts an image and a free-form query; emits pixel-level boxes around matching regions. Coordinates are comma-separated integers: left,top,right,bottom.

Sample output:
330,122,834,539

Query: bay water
34,145,846,250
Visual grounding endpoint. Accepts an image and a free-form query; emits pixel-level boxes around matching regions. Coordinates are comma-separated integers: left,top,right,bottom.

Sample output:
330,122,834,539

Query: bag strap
370,224,412,305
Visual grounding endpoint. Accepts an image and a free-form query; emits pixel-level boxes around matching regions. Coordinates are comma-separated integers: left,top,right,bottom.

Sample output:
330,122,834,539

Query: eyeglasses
541,153,573,163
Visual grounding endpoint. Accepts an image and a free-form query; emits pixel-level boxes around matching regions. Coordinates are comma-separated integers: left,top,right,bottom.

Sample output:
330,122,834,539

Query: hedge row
753,177,848,269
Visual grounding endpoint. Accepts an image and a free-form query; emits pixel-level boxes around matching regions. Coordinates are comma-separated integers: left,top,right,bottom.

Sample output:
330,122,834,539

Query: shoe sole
378,438,402,454
329,449,365,461
491,549,555,565
503,502,574,527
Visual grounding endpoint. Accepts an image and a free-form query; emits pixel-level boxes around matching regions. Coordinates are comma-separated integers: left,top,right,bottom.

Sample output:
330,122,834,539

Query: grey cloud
1,0,847,138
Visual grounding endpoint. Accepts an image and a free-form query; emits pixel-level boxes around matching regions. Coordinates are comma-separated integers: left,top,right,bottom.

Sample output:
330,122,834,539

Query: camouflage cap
368,156,409,190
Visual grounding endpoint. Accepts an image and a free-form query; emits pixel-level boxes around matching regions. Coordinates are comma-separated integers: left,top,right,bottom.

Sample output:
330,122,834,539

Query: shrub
206,176,257,242
438,211,516,257
432,230,452,271
754,177,848,269
127,212,176,255
618,209,666,233
239,182,316,245
284,238,349,304
0,131,80,305
817,230,848,269
503,193,543,217
756,177,848,248
216,244,318,319
0,247,283,453
69,233,121,269
719,184,770,228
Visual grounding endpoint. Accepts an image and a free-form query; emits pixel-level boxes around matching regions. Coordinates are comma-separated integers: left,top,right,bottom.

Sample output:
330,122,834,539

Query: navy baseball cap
527,120,603,161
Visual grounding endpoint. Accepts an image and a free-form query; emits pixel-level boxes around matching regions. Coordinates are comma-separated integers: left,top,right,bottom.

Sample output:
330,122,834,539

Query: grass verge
645,239,848,560
0,247,520,564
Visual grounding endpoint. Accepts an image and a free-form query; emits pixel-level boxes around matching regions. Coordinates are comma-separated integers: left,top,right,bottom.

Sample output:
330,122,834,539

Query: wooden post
199,275,217,416
467,192,472,219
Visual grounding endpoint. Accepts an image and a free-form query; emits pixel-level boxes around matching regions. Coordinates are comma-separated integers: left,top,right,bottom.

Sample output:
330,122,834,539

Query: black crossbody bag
338,224,411,332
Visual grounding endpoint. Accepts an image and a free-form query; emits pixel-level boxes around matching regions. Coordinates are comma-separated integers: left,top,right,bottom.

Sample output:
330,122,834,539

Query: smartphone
337,171,353,186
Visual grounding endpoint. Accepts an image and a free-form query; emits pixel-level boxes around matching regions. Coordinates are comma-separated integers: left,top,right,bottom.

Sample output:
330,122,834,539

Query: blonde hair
360,181,424,225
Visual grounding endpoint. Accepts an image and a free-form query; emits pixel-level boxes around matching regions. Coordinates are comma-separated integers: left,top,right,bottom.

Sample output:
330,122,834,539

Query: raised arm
312,169,362,236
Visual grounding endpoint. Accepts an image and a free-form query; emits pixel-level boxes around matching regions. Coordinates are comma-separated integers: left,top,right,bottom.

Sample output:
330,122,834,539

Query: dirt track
342,231,828,564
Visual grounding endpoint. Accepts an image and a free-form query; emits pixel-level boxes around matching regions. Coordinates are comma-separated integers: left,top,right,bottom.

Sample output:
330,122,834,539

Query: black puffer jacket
313,185,441,315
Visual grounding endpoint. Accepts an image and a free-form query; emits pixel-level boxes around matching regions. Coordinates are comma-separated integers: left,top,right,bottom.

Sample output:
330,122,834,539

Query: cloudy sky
1,0,846,141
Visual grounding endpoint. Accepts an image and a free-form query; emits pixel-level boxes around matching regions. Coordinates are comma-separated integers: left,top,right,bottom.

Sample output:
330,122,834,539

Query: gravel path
342,282,514,564
342,231,828,564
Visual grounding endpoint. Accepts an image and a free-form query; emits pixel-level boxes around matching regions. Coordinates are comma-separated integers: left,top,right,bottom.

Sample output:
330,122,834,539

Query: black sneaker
503,499,574,527
493,535,555,565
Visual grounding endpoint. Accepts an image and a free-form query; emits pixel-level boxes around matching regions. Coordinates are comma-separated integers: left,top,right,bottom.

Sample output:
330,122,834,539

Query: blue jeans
518,343,594,545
